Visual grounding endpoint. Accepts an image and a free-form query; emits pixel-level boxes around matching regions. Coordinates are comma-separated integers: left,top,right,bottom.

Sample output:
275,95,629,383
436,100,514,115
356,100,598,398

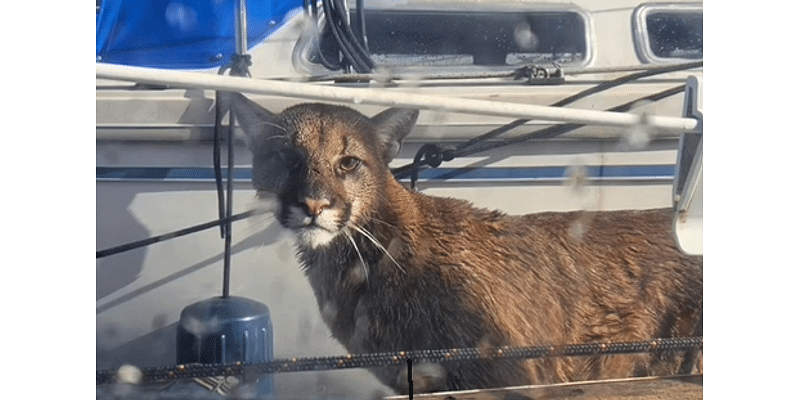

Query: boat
96,0,702,397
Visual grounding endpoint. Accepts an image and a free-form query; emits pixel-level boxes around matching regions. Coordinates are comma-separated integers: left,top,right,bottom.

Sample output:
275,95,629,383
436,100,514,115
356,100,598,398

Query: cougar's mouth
284,204,344,248
298,224,341,248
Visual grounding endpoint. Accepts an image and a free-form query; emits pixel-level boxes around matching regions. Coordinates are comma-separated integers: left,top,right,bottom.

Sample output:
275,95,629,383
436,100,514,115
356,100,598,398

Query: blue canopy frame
96,0,303,69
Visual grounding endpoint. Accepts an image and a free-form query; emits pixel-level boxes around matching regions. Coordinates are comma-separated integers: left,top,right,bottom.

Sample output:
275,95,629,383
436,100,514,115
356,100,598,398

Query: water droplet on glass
116,364,143,385
514,22,539,51
564,163,588,196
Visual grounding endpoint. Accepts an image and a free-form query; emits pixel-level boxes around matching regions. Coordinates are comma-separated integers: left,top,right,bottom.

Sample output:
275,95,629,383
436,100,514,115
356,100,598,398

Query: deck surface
385,375,702,400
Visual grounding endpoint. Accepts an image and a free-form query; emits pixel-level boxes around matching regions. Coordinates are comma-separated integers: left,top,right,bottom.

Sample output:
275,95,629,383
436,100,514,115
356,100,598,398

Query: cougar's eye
339,156,361,172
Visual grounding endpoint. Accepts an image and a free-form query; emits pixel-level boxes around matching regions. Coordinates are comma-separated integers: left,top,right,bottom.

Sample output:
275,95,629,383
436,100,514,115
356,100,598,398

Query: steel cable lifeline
97,336,702,385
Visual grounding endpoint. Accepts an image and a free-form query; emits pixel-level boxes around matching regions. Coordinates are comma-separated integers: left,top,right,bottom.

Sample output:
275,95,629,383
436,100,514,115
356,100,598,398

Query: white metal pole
236,0,247,55
96,63,698,132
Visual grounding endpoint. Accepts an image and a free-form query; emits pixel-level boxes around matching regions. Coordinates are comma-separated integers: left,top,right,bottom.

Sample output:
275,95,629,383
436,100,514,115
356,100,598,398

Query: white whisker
348,223,406,275
262,135,290,144
344,228,369,282
259,121,288,133
368,216,397,230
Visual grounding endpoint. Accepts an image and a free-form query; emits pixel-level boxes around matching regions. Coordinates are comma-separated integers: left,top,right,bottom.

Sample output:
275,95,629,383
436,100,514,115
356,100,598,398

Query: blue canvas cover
96,0,303,69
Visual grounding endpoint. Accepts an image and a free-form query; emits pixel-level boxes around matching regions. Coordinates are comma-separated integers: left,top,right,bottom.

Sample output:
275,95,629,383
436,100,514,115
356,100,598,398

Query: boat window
633,3,702,63
302,6,591,72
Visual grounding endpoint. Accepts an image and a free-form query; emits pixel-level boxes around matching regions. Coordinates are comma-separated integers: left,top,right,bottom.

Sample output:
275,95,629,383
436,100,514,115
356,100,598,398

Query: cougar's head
229,93,419,248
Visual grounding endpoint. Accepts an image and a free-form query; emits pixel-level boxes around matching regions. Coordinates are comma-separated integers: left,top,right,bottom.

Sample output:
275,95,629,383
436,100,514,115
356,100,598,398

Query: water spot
297,312,313,346
320,301,338,326
98,323,123,350
514,22,539,51
569,218,586,240
348,262,367,285
276,240,293,263
165,2,198,32
151,314,168,330
396,362,445,393
620,102,654,151
622,119,652,151
399,72,424,89
116,364,142,385
564,163,588,196
180,315,222,337
347,311,371,353
371,66,394,87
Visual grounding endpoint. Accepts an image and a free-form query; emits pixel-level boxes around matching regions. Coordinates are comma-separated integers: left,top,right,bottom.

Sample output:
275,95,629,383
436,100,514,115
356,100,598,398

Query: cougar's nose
304,197,331,216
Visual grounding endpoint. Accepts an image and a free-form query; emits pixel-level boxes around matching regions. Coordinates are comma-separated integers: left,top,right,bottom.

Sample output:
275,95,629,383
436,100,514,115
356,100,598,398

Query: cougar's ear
370,107,419,162
222,92,283,153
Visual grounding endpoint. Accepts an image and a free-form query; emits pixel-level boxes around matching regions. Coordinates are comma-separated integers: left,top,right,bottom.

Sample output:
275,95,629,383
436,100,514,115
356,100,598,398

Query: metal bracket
672,75,703,256
514,64,565,85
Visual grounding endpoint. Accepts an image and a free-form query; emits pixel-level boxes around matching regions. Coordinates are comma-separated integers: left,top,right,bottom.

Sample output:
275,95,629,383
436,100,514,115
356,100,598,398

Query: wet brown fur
230,93,703,394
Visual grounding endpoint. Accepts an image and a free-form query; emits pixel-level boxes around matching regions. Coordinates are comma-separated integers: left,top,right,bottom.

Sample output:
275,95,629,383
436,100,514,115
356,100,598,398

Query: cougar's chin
298,226,340,248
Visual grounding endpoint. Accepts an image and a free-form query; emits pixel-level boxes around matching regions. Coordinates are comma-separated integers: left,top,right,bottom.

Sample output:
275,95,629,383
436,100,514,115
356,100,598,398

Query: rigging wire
392,61,702,185
401,84,686,189
459,61,702,152
95,210,262,259
460,84,687,157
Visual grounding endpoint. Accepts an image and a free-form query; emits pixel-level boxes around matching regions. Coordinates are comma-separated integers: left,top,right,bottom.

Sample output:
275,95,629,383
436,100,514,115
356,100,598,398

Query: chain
97,336,701,385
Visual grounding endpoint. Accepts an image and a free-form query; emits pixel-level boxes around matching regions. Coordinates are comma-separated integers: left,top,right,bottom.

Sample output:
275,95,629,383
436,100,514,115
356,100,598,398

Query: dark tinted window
314,9,589,67
633,4,702,62
646,12,702,59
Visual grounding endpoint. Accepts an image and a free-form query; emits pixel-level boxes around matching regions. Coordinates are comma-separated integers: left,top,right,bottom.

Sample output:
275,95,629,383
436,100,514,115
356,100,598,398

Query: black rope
222,101,235,298
410,144,456,190
407,358,413,400
97,336,702,385
312,0,375,73
454,61,701,155
212,54,252,237
214,53,252,298
394,83,688,182
393,61,702,181
212,90,227,238
455,84,688,158
355,0,369,52
308,2,345,72
95,211,262,259
392,61,701,180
